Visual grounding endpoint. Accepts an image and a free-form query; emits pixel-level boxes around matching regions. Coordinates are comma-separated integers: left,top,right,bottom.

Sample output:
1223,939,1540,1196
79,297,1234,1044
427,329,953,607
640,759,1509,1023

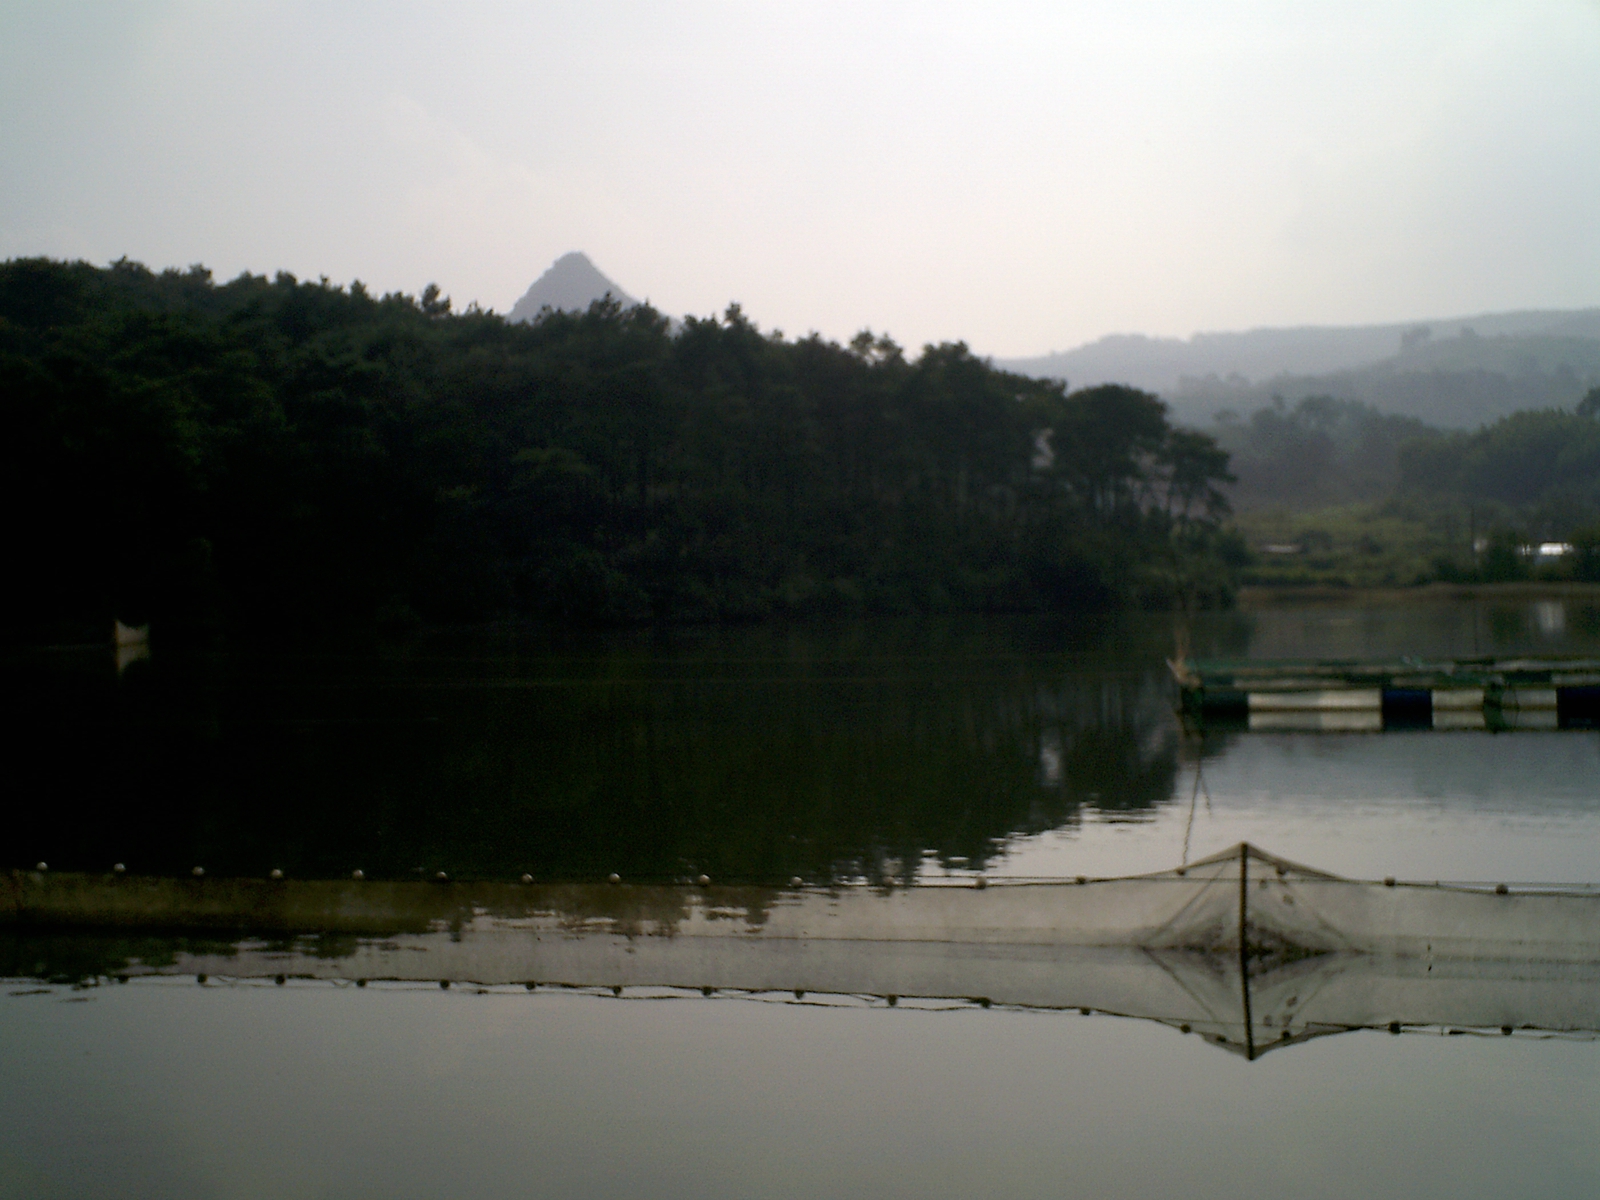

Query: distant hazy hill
999,309,1600,391
998,309,1600,429
1174,334,1600,429
508,252,635,323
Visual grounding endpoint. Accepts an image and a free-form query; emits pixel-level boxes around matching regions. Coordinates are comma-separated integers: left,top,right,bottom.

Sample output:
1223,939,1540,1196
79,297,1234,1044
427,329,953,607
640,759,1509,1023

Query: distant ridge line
998,306,1600,393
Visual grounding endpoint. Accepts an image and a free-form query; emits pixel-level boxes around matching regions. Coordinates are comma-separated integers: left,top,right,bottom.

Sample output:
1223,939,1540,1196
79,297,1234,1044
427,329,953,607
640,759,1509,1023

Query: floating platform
1173,656,1600,732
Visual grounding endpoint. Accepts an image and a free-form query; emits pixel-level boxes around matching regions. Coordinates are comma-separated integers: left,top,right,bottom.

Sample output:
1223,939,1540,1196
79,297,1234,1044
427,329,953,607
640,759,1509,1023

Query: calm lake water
4,593,1600,1198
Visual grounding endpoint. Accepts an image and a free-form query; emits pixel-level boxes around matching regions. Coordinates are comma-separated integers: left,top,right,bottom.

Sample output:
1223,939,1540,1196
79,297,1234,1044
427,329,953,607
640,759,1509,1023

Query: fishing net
8,846,1600,1058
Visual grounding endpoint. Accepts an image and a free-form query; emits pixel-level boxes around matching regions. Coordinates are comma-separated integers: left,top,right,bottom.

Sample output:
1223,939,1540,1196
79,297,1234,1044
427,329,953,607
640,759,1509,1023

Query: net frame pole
1240,843,1255,1060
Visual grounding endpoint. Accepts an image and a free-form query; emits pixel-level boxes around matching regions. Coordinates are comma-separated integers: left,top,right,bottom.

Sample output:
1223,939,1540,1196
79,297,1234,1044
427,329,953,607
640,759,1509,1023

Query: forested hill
1,258,1240,641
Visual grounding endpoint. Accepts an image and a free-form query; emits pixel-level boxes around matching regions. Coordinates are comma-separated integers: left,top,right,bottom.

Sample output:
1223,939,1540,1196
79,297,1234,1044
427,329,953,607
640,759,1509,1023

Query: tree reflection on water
5,616,1205,885
14,595,1595,886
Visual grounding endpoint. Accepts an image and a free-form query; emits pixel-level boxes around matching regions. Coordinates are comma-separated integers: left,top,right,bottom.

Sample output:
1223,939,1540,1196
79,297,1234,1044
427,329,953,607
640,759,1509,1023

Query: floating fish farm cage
1173,657,1600,732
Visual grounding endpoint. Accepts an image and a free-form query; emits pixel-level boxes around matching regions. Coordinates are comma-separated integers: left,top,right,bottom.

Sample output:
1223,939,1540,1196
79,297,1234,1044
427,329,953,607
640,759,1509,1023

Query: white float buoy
789,876,804,888
435,871,448,882
607,873,620,885
352,869,365,881
35,862,47,872
269,868,284,880
697,874,711,887
520,873,533,884
192,866,205,878
113,863,125,874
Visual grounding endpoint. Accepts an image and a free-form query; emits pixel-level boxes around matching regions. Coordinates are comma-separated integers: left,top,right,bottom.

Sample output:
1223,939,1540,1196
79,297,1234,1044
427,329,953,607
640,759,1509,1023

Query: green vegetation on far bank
1236,501,1461,589
13,254,1599,634
1216,391,1600,590
1,257,1242,642
1234,500,1600,591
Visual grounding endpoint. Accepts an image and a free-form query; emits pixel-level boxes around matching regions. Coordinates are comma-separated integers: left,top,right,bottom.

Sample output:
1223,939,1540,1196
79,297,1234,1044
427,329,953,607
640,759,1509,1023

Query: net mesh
9,847,1600,1058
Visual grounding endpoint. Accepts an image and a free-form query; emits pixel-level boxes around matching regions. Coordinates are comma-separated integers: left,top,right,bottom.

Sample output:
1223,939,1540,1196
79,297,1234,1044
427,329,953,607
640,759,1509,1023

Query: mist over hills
503,254,1598,431
999,309,1600,393
999,309,1600,429
508,252,635,323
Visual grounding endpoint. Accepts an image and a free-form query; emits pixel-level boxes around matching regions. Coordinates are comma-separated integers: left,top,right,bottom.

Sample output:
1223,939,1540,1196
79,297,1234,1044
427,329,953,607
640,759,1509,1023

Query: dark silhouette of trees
1,257,1239,639
1577,385,1600,420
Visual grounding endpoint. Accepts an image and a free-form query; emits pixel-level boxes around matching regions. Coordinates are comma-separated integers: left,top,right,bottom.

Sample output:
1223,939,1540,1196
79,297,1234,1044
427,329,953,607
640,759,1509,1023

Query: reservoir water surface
4,593,1599,1198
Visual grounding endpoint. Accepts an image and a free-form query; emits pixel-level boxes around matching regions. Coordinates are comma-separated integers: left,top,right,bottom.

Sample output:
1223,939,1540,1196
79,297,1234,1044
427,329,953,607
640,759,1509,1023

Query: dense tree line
1201,379,1600,587
1399,398,1600,515
1210,394,1439,510
1398,395,1600,580
1,257,1240,640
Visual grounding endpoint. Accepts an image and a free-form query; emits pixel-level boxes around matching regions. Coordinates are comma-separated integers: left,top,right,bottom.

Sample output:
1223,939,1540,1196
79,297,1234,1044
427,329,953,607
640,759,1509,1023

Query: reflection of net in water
7,844,1600,1059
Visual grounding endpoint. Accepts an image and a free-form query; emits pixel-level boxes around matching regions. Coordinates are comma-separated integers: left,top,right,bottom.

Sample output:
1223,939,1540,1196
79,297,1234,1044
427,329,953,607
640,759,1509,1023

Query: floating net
7,845,1600,1059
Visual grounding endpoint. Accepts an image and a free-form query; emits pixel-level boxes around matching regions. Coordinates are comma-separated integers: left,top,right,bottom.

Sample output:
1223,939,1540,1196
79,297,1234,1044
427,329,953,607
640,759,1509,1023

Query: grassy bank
1235,501,1600,590
1236,580,1600,607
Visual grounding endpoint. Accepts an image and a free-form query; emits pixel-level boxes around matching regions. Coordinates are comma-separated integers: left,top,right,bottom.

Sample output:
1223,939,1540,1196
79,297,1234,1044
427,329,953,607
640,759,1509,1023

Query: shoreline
1236,581,1600,608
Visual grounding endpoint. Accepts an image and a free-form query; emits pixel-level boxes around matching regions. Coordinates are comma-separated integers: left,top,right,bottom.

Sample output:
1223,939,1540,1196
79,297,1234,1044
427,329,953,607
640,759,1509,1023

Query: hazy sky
4,1,1598,355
